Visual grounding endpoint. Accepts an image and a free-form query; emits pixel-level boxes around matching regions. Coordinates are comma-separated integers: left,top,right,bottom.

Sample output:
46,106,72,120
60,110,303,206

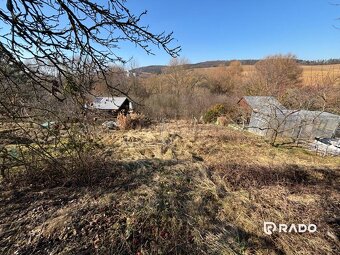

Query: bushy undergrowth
1,122,339,254
2,158,338,254
117,113,151,130
12,153,108,188
203,104,227,123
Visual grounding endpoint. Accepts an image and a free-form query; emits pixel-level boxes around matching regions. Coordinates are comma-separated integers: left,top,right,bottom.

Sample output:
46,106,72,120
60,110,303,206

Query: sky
0,0,339,67
118,0,340,67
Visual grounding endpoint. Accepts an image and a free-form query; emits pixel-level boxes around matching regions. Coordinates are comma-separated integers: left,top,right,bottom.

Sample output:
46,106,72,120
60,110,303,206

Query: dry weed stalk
117,112,150,130
117,112,132,130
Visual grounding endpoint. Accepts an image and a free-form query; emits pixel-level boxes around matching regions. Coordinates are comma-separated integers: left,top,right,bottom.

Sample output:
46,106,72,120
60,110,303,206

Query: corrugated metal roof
242,96,286,112
91,97,128,110
252,109,340,122
279,110,340,120
243,95,340,139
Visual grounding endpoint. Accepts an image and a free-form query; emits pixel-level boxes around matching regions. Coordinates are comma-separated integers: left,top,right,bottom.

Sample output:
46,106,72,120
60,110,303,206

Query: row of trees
0,2,338,141
97,54,339,120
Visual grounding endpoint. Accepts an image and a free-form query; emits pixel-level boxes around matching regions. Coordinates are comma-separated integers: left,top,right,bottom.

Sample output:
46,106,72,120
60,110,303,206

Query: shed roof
91,97,128,110
241,96,286,112
288,110,340,119
253,108,340,121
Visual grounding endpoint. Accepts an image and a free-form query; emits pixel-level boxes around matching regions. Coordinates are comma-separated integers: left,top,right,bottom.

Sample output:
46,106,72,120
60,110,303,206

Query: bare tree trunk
270,131,278,146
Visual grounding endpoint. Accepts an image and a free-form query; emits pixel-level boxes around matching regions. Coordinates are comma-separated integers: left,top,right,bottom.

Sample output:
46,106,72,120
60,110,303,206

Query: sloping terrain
1,122,339,254
133,61,340,85
132,60,340,75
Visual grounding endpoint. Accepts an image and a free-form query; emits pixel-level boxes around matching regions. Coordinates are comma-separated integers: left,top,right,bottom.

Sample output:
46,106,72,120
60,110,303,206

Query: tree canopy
0,0,180,98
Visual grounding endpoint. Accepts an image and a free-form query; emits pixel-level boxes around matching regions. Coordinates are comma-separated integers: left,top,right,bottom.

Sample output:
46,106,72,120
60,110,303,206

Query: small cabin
87,97,132,116
237,96,340,139
237,96,286,121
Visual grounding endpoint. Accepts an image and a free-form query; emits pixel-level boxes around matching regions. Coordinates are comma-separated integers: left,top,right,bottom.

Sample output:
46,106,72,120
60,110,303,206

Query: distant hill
132,65,167,74
132,60,256,74
132,59,340,74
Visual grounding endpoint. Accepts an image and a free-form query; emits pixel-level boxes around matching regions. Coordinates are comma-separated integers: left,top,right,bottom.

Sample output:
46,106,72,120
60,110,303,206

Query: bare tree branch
0,0,180,100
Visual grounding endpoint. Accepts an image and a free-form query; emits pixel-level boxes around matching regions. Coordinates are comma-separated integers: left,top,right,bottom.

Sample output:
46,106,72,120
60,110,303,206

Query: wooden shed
87,97,132,116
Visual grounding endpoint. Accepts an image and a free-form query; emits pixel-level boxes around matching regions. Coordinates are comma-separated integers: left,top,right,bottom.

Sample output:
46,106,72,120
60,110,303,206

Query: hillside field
195,64,340,85
1,122,339,254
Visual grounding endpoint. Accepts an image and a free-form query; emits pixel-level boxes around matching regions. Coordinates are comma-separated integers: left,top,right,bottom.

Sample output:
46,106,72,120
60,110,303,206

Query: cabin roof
240,96,287,112
91,97,128,110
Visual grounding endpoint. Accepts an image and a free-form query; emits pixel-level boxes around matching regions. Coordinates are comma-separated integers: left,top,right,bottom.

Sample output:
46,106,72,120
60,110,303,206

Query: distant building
87,97,132,115
238,96,286,113
237,96,286,127
238,96,340,140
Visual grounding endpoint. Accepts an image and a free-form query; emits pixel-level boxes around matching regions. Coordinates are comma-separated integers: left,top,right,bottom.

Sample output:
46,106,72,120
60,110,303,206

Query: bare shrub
4,151,109,188
216,116,229,126
130,113,151,129
117,113,132,130
117,112,151,130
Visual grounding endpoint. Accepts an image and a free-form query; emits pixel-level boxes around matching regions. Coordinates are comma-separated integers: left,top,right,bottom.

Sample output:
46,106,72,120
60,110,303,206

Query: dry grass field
1,122,339,254
197,64,340,85
301,65,340,84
